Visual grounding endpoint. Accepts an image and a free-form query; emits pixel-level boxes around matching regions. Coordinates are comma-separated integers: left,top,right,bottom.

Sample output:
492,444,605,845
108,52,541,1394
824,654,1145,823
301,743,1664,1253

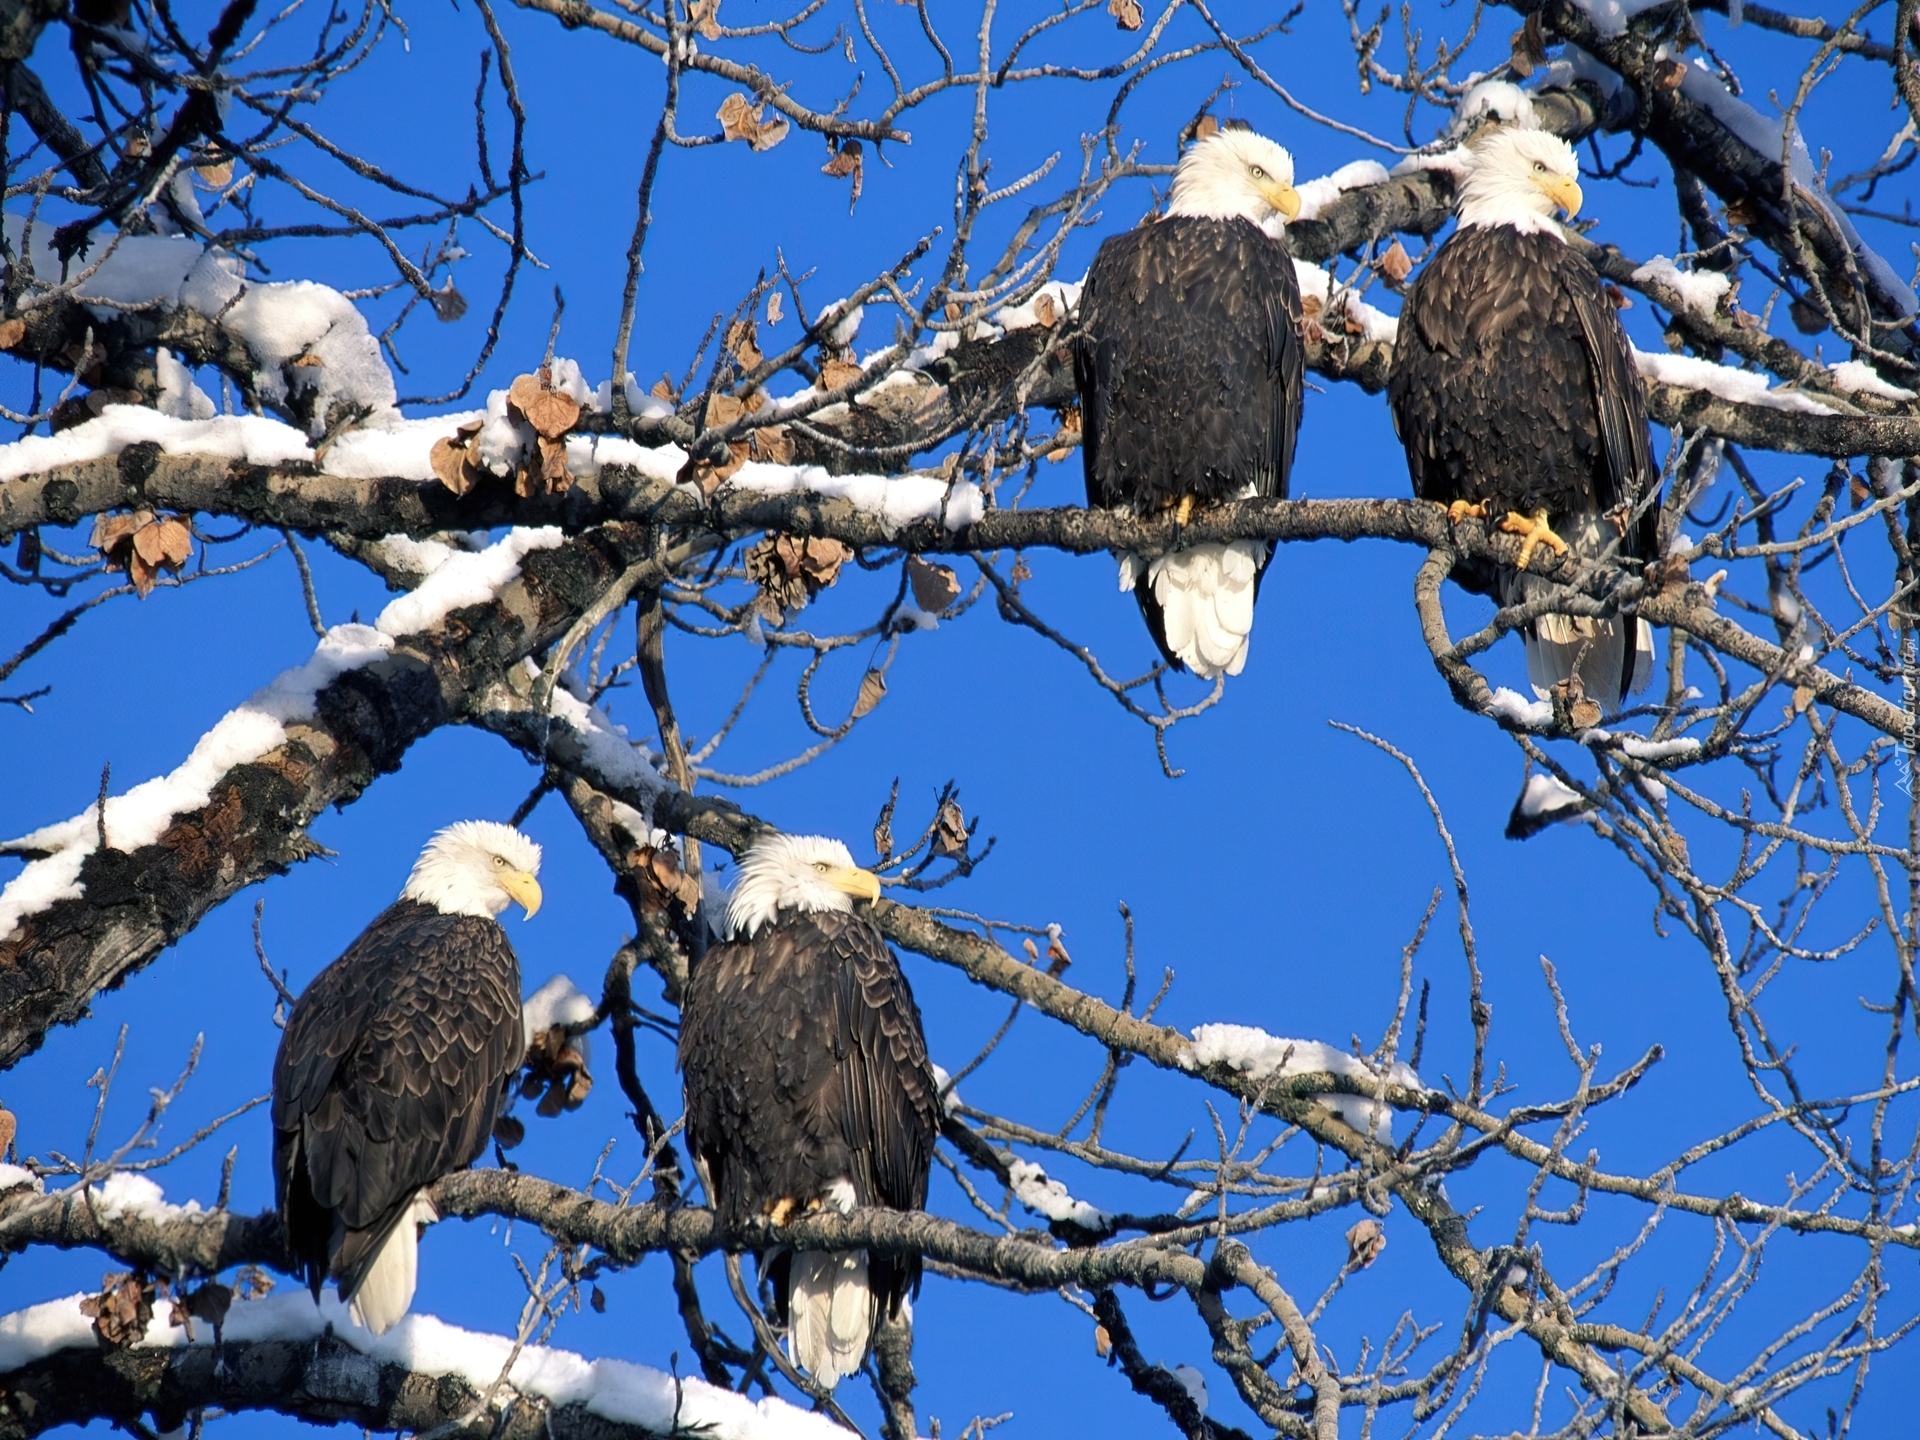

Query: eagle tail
787,1248,873,1389
345,1192,438,1335
1119,539,1266,680
1523,612,1655,717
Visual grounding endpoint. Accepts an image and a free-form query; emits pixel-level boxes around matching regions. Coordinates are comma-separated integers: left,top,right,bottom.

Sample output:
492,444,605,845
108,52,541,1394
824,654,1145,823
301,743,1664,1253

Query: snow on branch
0,1289,842,1440
0,528,561,942
1182,1026,1421,1140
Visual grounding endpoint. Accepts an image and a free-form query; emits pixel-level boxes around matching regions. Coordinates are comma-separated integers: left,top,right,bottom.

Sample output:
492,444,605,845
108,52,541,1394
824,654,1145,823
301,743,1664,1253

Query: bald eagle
273,821,542,1334
1387,128,1658,714
1073,123,1306,680
679,834,940,1389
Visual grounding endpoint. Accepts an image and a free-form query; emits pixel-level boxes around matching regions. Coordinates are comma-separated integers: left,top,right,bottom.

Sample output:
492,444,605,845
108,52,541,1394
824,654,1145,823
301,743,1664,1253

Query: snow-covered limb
1005,1159,1111,1229
1182,1026,1421,1140
0,1290,844,1440
0,521,651,1071
0,529,562,943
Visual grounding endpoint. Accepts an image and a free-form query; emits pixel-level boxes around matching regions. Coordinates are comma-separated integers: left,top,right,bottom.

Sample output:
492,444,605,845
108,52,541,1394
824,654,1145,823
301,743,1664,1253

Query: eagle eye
814,861,830,873
1250,165,1266,180
1534,162,1546,173
492,855,507,868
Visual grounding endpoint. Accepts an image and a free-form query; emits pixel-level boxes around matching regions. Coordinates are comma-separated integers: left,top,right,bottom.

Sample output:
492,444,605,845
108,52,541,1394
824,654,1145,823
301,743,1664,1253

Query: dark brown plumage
679,906,940,1356
1074,213,1305,675
1388,223,1659,708
273,899,523,1315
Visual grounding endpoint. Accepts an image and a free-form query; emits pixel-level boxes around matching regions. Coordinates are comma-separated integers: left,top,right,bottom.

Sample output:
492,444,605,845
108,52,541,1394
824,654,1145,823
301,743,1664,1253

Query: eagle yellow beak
1540,174,1583,220
1264,181,1302,222
824,865,882,904
501,870,543,920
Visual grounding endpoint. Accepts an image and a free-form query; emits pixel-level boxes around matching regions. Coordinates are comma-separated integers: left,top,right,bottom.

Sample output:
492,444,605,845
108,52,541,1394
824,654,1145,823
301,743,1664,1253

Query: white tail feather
787,1249,873,1389
1120,539,1264,679
1524,614,1654,717
346,1193,438,1335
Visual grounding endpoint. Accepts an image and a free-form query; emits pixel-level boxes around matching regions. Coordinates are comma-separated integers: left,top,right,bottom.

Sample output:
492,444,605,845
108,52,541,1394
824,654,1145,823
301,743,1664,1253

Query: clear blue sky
3,2,1912,1435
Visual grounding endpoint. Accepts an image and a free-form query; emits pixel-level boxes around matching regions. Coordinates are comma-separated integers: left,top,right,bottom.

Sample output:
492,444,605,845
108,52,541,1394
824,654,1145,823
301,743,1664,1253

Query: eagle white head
725,833,882,939
1456,128,1584,239
401,820,544,921
1167,124,1302,230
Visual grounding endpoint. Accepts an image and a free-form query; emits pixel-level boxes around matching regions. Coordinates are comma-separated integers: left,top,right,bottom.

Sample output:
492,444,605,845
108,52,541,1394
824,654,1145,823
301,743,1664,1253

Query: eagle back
1074,214,1304,514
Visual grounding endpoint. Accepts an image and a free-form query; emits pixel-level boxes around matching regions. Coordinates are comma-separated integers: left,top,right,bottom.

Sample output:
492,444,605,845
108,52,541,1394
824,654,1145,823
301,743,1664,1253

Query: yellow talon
1174,494,1195,528
1443,499,1488,524
1499,509,1570,570
768,1196,797,1227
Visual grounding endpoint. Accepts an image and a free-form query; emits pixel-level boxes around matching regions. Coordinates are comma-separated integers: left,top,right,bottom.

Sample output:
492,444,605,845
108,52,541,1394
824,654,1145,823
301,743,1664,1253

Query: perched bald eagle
679,834,940,1389
273,821,542,1334
1387,128,1658,714
1074,123,1306,680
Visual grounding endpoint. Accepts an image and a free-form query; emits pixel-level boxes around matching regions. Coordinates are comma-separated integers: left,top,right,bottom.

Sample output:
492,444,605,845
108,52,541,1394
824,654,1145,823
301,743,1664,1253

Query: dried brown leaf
706,392,747,429
522,388,581,441
852,667,887,719
1603,282,1631,310
634,843,703,914
1094,1322,1113,1358
1192,114,1219,142
1345,1218,1387,1269
727,319,763,372
289,350,325,369
1570,697,1603,731
717,92,759,144
90,511,148,559
1792,684,1816,714
0,1107,14,1156
1022,937,1040,962
430,435,475,495
652,374,677,402
1851,473,1871,509
907,555,961,613
1033,292,1058,329
767,291,784,325
506,372,545,422
1378,239,1413,285
135,516,193,569
933,798,969,858
1108,0,1143,30
1045,932,1072,977
1300,293,1324,320
750,424,794,465
1509,14,1547,77
821,140,864,207
0,318,25,350
689,0,721,37
523,1023,593,1118
819,357,863,391
1655,58,1688,90
538,434,574,493
197,155,234,188
1789,296,1827,334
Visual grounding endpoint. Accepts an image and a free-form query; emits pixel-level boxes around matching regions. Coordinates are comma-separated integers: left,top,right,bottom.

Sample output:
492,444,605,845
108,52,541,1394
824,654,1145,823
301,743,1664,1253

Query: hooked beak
501,869,543,920
823,865,882,905
1540,174,1583,220
1263,180,1302,223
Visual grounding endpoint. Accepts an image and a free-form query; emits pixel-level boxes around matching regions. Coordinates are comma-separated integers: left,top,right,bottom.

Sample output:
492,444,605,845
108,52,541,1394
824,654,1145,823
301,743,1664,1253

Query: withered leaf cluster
79,1271,157,1349
1345,1217,1387,1269
432,369,583,499
631,841,703,916
91,510,192,598
1108,0,1144,30
727,319,764,372
169,1280,234,1339
821,138,864,209
746,533,851,619
520,1023,593,1118
1377,239,1414,286
681,391,793,496
1509,13,1548,78
907,555,961,614
1299,292,1369,346
717,92,790,152
0,1105,15,1157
